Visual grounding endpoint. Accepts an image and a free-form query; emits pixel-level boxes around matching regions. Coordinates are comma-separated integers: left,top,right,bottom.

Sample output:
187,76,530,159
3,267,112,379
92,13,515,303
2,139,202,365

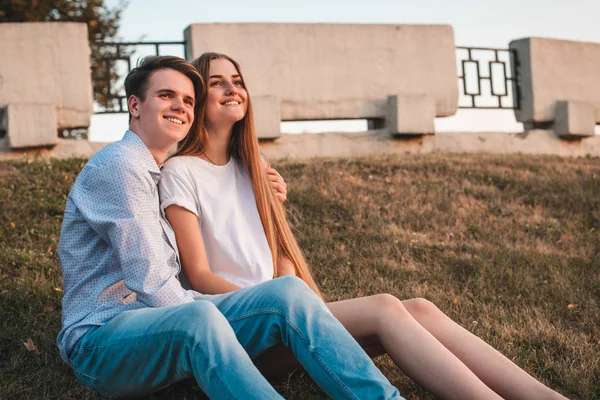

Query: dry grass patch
0,153,598,399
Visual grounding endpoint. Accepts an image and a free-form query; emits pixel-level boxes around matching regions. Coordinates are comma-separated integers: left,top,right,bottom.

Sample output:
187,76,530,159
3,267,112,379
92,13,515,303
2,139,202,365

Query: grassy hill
1,154,598,399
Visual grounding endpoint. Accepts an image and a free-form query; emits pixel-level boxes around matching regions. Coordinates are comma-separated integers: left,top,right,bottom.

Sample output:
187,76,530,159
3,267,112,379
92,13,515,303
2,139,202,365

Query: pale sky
90,0,600,142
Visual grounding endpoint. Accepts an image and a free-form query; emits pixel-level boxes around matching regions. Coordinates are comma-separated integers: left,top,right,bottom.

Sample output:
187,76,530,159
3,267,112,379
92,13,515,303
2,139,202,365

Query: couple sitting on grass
58,54,566,399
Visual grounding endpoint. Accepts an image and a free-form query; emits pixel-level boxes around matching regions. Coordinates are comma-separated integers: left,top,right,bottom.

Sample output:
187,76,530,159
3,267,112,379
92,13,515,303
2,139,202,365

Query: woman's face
205,58,248,128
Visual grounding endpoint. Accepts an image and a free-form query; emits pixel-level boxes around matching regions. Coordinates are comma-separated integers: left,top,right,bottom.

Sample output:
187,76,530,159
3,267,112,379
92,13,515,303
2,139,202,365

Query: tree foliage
0,0,129,110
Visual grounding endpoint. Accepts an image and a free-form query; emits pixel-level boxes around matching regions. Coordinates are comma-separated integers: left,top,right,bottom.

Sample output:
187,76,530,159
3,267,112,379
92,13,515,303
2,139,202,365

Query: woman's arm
165,204,241,294
277,253,297,277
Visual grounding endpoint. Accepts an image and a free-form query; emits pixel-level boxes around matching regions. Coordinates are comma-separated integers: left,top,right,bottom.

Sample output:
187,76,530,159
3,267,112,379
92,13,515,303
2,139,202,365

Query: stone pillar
386,95,435,136
553,100,596,138
3,104,57,148
252,96,281,139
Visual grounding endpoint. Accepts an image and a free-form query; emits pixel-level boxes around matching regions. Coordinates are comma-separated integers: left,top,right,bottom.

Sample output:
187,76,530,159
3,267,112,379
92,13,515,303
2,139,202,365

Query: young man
58,56,402,399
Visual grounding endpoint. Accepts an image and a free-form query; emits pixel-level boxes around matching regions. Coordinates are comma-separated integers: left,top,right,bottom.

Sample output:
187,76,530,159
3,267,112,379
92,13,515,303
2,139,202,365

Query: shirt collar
122,130,162,184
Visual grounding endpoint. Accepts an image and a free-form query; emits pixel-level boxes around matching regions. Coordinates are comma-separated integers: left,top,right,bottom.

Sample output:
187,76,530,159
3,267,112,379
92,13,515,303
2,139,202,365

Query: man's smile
164,116,184,125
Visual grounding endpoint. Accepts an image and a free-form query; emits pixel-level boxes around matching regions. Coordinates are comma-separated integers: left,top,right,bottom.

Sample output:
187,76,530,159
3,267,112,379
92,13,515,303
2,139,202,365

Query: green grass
1,154,599,399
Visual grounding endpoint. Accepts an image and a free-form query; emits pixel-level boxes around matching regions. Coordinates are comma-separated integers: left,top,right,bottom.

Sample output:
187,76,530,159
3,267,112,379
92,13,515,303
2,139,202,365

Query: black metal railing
90,42,521,115
456,46,520,110
92,41,186,114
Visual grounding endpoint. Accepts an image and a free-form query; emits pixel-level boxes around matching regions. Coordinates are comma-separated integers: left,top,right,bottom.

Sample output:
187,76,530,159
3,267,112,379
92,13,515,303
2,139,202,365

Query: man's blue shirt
57,130,198,363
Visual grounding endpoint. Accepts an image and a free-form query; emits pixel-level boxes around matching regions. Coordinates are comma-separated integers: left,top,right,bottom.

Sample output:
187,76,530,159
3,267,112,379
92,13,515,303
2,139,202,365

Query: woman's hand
267,167,288,203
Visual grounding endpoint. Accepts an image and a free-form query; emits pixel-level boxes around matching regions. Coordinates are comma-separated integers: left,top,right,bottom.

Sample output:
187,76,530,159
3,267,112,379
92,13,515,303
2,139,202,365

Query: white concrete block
387,95,435,135
553,100,596,138
252,96,281,139
7,103,57,149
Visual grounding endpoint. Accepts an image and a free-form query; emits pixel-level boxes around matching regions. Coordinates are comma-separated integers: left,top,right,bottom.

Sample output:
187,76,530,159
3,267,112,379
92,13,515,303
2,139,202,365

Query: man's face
129,68,195,149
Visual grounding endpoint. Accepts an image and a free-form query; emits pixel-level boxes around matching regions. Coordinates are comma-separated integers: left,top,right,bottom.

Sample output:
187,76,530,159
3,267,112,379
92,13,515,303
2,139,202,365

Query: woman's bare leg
255,295,565,399
400,298,567,400
327,295,501,400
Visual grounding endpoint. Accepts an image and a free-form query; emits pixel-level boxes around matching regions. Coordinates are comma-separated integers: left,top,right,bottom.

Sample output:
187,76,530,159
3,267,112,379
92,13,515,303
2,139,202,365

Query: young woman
158,52,567,400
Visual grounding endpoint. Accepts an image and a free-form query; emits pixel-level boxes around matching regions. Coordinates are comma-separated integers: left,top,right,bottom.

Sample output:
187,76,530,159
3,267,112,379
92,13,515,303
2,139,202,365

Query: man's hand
267,168,288,203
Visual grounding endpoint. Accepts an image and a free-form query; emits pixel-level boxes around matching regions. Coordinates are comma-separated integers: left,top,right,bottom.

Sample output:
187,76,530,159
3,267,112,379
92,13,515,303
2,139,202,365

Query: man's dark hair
124,56,204,122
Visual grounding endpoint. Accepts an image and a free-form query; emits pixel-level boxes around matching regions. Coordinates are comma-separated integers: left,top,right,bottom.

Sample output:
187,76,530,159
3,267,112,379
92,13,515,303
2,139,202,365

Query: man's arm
267,167,288,203
73,161,195,307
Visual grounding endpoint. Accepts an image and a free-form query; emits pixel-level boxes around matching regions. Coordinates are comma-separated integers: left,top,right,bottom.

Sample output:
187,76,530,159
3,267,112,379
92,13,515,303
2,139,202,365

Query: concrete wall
510,37,600,137
258,130,600,160
4,130,600,161
185,23,458,137
0,22,93,147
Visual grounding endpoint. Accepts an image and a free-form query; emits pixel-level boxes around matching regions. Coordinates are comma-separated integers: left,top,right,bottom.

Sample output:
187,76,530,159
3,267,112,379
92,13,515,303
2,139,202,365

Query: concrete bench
185,23,459,138
510,37,600,138
0,22,92,148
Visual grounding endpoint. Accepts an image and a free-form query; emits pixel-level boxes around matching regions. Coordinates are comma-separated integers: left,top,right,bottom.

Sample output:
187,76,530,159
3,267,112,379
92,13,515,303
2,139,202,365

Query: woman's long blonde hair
174,52,323,299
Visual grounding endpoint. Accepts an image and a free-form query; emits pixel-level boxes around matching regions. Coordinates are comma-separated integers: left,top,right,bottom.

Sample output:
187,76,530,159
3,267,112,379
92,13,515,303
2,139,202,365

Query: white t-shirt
159,155,274,290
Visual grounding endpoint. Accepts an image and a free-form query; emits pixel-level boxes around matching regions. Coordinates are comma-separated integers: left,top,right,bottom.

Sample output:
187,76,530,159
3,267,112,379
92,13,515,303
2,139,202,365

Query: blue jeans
68,276,402,399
